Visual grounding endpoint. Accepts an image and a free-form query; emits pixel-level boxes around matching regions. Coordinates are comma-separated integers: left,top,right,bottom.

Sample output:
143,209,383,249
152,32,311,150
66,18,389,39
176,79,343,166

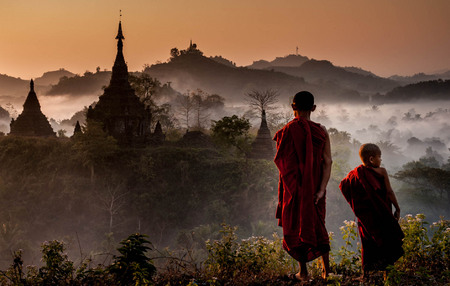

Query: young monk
274,91,332,281
339,143,404,277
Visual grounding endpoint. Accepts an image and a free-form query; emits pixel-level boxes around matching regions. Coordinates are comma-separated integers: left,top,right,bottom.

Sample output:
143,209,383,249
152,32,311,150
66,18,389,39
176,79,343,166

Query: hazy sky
1,0,449,79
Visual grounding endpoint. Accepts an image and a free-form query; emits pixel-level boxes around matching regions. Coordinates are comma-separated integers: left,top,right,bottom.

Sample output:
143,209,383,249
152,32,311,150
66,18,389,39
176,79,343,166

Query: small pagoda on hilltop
9,80,56,137
249,110,275,160
86,20,152,145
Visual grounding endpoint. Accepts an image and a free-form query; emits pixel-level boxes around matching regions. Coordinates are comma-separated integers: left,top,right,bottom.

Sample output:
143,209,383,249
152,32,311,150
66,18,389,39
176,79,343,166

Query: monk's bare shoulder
372,167,388,177
319,124,329,135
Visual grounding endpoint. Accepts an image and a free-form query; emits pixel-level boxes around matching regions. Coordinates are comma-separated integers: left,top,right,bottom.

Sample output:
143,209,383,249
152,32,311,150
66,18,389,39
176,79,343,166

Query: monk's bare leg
321,252,331,279
295,261,309,280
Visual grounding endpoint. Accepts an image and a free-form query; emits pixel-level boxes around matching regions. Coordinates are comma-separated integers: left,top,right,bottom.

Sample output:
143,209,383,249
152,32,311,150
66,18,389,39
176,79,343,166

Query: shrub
204,224,296,285
109,233,156,286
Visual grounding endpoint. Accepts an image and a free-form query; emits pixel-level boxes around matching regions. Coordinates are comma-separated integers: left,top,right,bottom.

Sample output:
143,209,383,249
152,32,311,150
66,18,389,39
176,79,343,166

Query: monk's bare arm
381,167,401,220
315,126,332,204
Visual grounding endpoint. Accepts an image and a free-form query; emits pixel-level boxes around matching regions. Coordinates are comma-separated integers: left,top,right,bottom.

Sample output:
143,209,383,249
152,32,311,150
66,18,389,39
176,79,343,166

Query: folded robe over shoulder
273,117,330,263
339,165,404,271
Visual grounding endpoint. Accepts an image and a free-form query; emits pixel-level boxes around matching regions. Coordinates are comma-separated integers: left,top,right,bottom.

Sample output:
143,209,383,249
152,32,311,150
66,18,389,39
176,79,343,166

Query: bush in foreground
0,215,448,285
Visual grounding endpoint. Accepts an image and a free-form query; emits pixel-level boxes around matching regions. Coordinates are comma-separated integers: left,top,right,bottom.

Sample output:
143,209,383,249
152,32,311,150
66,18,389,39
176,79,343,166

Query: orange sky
1,0,450,79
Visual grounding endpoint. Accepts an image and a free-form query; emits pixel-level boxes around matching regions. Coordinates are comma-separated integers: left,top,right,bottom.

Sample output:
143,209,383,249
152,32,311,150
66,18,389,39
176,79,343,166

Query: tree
211,115,251,155
177,89,224,130
191,89,209,130
244,89,279,115
170,47,180,60
152,103,177,131
395,161,450,205
129,73,161,107
56,129,67,138
177,93,194,129
95,179,128,233
109,234,156,285
203,94,225,111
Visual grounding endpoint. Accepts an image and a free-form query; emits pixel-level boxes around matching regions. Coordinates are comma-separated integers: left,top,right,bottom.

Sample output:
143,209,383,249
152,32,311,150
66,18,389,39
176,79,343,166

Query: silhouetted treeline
375,79,450,103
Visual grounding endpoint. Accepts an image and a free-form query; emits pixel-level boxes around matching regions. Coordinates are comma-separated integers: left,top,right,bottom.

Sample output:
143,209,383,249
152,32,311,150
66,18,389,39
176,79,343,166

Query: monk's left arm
382,168,401,220
315,127,332,204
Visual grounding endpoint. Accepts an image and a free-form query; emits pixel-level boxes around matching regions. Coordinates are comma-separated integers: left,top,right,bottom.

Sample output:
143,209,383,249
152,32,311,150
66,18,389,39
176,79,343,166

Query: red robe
273,117,330,262
339,165,404,271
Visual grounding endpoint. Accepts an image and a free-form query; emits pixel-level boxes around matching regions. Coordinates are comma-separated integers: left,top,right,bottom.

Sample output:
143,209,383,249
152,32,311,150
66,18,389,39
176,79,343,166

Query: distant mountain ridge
35,69,75,86
144,51,365,104
0,69,76,100
269,59,399,94
247,54,309,69
389,71,450,85
1,50,450,105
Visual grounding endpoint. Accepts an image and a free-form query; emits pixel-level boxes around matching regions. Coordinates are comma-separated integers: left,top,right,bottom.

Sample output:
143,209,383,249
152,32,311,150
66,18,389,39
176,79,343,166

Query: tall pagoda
249,110,275,160
9,80,56,137
86,21,151,145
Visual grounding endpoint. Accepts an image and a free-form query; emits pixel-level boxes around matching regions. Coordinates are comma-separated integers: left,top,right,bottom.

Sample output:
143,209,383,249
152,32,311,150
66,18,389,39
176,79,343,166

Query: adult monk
339,143,404,277
273,91,332,281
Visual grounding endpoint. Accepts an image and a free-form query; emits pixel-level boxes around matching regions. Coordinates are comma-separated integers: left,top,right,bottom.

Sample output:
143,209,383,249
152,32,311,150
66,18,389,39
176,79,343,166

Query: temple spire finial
30,79,34,91
116,11,124,40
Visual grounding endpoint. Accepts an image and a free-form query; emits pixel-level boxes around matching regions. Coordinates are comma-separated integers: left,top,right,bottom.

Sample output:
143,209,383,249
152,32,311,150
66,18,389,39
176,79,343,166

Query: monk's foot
352,275,364,282
322,268,329,279
288,272,310,283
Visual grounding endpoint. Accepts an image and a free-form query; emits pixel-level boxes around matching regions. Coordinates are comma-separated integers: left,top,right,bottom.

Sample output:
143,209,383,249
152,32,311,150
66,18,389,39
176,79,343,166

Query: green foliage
327,128,356,181
0,217,449,285
109,233,156,285
210,115,251,155
204,224,295,284
37,240,75,284
386,214,450,285
129,73,161,107
395,161,450,204
335,220,361,275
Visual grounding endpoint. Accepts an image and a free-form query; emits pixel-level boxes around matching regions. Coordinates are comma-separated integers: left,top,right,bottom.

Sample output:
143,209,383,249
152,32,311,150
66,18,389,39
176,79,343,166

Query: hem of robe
283,240,330,263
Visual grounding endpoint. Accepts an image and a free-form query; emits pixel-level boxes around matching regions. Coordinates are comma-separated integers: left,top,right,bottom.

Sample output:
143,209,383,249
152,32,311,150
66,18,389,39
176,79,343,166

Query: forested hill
34,69,75,86
144,52,366,104
46,71,111,96
374,79,450,103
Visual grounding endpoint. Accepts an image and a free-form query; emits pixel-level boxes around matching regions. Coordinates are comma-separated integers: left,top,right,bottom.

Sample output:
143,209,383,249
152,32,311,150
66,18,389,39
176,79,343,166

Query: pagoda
9,80,56,137
86,21,151,145
249,110,275,160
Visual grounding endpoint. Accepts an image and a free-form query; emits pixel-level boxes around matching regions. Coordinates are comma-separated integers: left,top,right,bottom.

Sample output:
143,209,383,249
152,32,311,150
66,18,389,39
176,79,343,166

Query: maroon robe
339,165,404,271
273,117,330,262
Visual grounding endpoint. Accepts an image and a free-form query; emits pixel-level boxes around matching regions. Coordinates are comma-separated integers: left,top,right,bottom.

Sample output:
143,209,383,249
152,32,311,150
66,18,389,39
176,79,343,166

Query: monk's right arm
315,127,332,204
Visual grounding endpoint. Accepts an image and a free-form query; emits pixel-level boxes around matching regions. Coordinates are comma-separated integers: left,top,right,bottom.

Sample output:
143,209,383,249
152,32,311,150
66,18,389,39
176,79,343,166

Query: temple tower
86,21,151,145
249,110,275,160
9,80,56,137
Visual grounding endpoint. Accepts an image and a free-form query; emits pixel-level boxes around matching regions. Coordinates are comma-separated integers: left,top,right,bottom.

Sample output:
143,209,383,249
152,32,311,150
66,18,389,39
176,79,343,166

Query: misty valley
0,42,449,285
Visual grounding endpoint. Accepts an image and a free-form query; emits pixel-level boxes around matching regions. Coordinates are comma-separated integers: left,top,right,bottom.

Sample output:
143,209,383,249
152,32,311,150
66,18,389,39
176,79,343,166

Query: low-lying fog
1,94,449,170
